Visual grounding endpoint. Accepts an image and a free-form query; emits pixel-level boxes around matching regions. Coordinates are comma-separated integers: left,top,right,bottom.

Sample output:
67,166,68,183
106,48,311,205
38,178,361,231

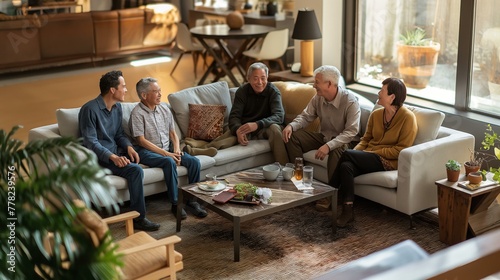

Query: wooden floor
0,51,218,144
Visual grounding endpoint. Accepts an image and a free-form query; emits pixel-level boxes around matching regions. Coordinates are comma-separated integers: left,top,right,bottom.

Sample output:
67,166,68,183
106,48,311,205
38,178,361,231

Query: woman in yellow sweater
331,78,418,227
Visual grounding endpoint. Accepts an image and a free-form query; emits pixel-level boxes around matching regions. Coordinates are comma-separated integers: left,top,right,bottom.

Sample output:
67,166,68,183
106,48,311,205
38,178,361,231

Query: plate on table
198,182,226,192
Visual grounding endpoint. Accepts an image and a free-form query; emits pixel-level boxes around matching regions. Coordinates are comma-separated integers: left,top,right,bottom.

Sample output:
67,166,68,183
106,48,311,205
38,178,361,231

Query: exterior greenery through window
351,0,500,117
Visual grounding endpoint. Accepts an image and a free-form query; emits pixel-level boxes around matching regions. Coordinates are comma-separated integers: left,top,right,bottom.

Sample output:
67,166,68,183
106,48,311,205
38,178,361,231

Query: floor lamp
291,9,322,77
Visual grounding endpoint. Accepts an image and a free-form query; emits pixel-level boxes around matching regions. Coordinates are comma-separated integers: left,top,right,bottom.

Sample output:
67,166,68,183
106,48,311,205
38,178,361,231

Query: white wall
293,0,343,70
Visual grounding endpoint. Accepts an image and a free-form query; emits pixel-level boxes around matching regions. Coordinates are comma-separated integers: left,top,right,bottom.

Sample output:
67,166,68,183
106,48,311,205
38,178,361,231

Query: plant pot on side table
445,159,461,182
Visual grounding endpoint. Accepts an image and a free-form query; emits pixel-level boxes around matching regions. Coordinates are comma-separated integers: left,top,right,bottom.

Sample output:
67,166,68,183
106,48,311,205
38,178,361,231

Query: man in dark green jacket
228,62,288,164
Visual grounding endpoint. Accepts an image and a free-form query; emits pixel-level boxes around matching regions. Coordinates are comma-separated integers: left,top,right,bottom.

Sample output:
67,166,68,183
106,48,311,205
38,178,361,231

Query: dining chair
243,28,289,71
170,22,205,78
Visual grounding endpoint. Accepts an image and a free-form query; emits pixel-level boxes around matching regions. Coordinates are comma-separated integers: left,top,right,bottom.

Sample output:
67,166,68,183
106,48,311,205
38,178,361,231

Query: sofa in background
0,3,179,73
28,81,474,221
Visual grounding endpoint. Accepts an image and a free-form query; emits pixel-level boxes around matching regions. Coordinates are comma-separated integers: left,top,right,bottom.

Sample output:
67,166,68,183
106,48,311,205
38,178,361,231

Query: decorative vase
266,2,277,16
464,162,480,176
226,11,244,30
243,2,253,10
446,169,460,182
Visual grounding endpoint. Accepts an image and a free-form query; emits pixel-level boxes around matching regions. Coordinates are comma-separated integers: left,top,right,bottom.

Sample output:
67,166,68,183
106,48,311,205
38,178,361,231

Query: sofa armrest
28,124,61,142
395,126,475,214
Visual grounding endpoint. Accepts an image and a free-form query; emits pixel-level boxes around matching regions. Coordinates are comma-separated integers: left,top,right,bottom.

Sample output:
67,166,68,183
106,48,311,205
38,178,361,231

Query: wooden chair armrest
120,235,182,255
102,211,140,236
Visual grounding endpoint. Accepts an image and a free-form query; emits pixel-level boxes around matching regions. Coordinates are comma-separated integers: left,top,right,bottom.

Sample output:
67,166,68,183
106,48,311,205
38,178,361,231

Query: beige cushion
74,199,109,245
120,102,139,138
407,106,445,145
188,104,226,141
272,81,319,132
168,81,232,138
118,231,183,280
56,107,81,138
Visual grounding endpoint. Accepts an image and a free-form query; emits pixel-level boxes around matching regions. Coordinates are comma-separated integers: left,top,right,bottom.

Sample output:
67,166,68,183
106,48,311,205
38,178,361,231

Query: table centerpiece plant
233,182,272,204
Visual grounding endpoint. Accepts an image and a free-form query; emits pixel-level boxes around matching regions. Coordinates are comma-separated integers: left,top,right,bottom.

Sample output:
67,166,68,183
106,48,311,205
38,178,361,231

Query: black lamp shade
291,9,322,40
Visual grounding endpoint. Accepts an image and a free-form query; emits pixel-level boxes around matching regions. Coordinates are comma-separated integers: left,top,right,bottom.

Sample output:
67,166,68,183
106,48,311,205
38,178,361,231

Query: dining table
190,24,276,87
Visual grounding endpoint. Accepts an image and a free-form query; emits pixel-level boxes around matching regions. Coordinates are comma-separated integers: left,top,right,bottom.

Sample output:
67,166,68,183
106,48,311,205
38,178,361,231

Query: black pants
331,150,385,203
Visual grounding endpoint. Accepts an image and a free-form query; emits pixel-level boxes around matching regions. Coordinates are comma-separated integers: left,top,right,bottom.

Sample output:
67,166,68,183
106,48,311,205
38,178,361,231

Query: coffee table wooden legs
331,193,337,234
233,217,241,262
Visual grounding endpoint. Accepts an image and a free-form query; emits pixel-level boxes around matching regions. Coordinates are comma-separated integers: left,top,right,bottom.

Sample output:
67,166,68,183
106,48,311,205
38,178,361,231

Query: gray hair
136,77,158,99
313,65,341,85
246,62,269,79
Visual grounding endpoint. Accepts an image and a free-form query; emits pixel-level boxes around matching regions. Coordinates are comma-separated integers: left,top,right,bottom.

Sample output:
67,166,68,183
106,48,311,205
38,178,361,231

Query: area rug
106,192,446,280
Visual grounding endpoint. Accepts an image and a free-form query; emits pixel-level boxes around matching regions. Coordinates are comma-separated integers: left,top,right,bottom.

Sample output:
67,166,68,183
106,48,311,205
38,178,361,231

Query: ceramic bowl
467,171,482,184
205,180,219,189
263,164,280,181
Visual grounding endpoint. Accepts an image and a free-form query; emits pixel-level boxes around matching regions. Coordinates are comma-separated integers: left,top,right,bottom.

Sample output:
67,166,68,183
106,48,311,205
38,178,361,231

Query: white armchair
304,106,475,225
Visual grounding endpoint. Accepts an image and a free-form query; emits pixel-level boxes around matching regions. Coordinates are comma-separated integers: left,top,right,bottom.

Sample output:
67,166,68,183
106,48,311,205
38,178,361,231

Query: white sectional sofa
28,80,474,219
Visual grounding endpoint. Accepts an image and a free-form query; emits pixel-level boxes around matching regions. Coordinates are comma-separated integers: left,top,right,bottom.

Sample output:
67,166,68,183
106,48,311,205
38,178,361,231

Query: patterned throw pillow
187,104,226,141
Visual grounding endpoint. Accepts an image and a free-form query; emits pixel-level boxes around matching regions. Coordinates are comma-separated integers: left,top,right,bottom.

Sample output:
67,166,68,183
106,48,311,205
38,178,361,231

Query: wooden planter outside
397,42,440,89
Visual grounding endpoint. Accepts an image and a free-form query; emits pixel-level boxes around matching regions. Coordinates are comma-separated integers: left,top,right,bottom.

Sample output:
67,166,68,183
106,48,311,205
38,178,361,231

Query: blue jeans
99,160,146,219
136,146,200,205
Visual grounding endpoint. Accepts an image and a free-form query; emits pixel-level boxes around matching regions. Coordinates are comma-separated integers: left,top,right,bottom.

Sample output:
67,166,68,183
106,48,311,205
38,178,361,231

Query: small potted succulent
445,159,461,182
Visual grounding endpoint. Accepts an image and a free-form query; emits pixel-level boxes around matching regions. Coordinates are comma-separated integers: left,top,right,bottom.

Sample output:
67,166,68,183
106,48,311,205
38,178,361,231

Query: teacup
205,173,217,182
282,167,295,181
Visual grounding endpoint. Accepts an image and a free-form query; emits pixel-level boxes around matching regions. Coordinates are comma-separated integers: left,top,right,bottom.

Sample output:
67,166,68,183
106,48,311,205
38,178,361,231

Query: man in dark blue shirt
78,70,160,231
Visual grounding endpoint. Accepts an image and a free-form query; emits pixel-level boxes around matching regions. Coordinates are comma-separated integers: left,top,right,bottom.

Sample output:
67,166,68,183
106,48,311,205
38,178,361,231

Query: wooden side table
435,178,500,245
268,70,315,84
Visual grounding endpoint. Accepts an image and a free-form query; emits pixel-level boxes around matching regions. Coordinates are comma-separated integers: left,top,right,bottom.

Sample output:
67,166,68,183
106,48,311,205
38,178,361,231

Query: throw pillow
407,106,445,145
187,104,226,141
56,107,81,138
167,81,232,138
272,81,319,132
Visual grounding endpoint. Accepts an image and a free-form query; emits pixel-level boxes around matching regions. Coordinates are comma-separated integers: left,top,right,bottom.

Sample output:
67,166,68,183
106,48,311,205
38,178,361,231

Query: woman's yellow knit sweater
355,106,418,170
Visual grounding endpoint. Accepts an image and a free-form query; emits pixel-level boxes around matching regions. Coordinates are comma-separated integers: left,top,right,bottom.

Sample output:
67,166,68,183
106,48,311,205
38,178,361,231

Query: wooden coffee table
176,167,337,261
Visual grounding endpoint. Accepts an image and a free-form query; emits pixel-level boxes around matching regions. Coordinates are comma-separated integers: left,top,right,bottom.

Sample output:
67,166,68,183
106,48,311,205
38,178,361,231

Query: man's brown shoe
336,204,354,228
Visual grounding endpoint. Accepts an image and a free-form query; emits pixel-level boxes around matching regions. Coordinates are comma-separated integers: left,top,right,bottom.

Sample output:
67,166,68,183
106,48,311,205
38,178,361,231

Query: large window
353,0,500,117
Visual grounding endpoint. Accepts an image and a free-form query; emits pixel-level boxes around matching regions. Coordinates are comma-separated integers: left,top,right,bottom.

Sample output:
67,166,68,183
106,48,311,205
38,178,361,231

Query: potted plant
397,27,440,89
464,148,487,175
0,126,122,279
482,124,500,182
445,159,461,182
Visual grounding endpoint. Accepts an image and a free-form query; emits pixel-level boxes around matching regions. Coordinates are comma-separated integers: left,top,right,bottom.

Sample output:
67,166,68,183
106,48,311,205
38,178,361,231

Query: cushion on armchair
407,106,445,145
